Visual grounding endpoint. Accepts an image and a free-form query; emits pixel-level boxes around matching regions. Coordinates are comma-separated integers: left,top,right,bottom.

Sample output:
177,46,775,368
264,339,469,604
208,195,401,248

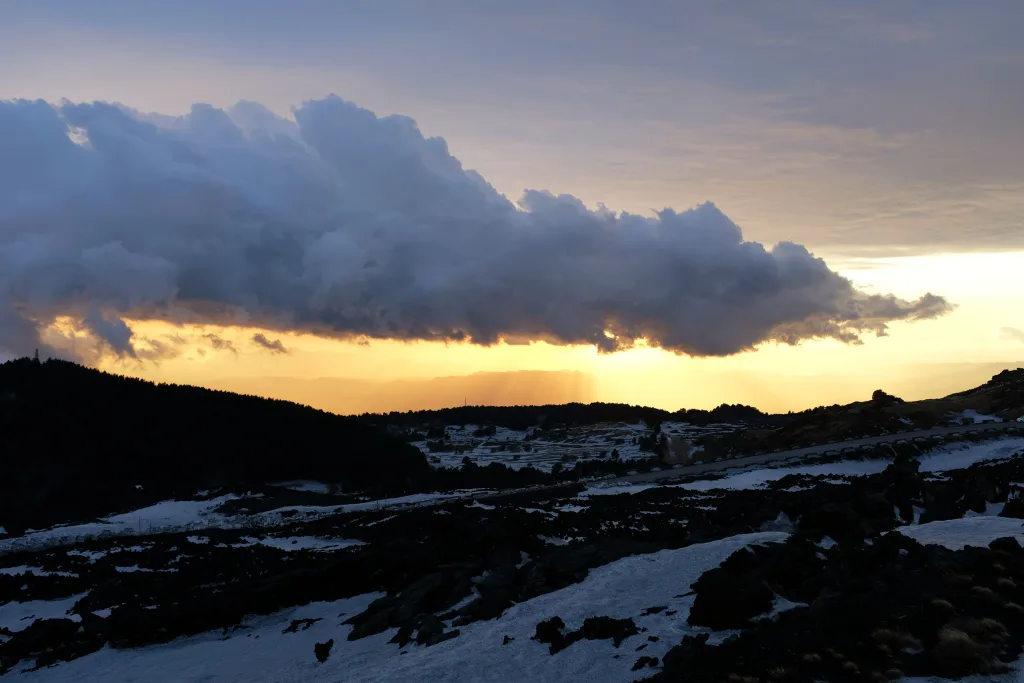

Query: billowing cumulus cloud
0,95,951,360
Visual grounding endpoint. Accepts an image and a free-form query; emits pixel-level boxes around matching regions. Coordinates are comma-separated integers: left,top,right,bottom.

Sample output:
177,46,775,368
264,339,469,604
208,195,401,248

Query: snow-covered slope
2,533,786,682
584,436,1024,496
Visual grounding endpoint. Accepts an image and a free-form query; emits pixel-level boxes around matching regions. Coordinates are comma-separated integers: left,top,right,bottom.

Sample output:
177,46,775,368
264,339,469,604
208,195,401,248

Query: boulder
314,639,334,663
531,616,566,647
631,655,659,671
414,615,445,645
578,616,638,647
688,578,774,629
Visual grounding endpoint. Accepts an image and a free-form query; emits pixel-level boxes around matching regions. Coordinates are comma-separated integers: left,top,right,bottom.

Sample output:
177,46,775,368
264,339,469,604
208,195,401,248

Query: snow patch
0,496,241,552
579,483,666,497
917,438,1024,473
0,566,78,578
237,536,366,552
957,410,1003,424
895,517,1024,550
963,502,1006,518
66,547,146,562
0,593,87,633
678,459,888,492
583,437,1024,497
270,481,333,494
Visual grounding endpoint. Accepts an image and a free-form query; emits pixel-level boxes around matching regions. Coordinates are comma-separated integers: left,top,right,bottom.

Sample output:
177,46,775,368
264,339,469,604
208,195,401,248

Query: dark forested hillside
0,358,431,533
356,401,773,433
357,402,674,432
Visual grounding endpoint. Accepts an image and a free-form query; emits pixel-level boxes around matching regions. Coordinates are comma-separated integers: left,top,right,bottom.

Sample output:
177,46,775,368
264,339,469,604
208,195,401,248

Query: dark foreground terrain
2,435,1024,680
3,362,1024,681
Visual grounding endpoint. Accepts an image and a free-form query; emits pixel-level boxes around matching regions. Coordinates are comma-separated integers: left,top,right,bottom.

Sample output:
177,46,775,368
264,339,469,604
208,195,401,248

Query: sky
0,1,1022,413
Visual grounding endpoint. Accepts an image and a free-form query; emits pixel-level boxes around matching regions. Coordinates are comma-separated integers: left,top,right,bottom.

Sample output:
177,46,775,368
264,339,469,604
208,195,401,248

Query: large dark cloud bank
0,96,950,360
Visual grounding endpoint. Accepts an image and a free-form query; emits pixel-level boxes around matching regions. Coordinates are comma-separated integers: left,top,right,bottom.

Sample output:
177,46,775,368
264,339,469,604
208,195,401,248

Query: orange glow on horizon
28,251,1021,415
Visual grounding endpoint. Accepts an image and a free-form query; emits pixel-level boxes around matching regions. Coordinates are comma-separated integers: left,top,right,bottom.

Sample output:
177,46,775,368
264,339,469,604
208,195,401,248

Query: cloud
0,95,951,359
203,332,237,354
82,304,136,356
1000,327,1024,344
252,333,288,354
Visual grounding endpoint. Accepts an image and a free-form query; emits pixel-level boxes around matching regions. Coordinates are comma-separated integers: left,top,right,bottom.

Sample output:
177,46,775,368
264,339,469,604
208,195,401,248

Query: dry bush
996,577,1016,591
872,627,922,652
943,571,973,588
962,617,1008,643
930,627,1004,677
971,585,1003,606
1005,602,1024,615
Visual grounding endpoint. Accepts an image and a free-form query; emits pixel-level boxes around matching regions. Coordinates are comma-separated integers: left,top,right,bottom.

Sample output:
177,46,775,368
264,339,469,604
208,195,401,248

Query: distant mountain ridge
207,370,597,415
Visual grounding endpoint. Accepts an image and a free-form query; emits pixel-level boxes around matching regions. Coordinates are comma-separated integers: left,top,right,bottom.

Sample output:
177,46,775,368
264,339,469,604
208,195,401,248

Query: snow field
1,532,788,682
582,437,1024,497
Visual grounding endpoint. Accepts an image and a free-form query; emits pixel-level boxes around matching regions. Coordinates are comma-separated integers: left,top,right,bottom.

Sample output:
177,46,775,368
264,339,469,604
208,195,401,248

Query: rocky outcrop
655,533,1024,682
531,615,639,654
314,638,333,663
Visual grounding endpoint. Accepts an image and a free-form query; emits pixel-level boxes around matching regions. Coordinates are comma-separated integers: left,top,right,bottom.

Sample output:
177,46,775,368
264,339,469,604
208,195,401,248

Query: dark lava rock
415,615,444,645
578,616,638,647
632,655,659,671
388,625,415,648
531,615,639,654
649,530,1024,683
660,633,710,671
282,618,321,634
426,629,460,647
346,605,395,641
531,616,566,653
688,576,774,629
1001,496,1024,519
314,638,334,663
0,617,105,674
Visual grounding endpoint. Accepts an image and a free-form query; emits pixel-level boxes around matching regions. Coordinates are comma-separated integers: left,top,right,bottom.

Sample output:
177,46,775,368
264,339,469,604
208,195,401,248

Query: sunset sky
1,1,1022,413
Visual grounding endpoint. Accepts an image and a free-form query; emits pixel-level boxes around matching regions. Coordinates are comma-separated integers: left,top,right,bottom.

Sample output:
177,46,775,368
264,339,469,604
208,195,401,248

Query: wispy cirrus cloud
1000,327,1024,344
